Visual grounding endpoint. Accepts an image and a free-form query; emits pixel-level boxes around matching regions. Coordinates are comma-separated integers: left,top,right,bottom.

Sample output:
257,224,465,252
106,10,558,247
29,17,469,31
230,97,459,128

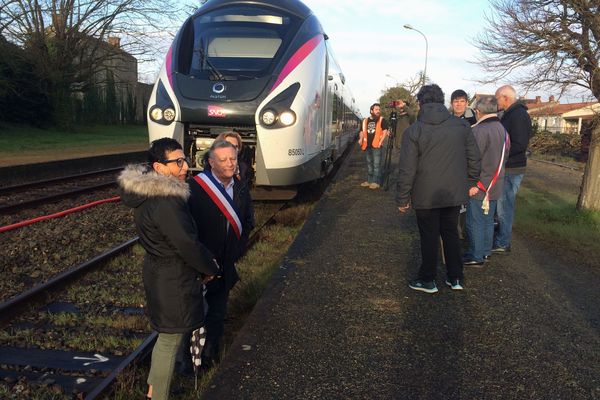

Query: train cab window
186,6,301,80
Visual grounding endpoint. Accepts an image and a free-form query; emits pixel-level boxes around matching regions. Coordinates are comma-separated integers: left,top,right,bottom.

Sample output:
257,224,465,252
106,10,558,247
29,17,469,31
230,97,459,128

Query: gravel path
204,147,600,400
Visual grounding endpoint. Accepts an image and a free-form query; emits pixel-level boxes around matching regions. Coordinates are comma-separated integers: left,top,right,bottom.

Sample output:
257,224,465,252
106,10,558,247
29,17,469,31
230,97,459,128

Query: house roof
528,102,597,117
469,94,599,118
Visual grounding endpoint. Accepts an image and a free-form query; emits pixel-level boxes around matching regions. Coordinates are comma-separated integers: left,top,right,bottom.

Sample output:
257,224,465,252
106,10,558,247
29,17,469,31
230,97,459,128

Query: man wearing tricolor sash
187,139,254,372
463,96,510,266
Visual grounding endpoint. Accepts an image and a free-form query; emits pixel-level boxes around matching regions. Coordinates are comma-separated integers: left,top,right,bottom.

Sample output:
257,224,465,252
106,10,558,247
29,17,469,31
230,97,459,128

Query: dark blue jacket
188,175,254,292
501,102,532,169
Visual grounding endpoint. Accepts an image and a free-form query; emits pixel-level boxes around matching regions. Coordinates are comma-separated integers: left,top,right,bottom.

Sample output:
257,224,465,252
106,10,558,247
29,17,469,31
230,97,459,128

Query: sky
140,0,577,117
300,0,502,115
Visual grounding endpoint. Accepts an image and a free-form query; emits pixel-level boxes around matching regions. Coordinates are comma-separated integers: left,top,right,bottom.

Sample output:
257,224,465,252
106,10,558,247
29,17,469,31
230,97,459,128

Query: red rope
0,196,121,234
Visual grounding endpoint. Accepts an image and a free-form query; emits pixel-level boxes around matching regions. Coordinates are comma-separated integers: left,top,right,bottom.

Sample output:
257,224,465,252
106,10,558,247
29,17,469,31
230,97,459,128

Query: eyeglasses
161,157,190,169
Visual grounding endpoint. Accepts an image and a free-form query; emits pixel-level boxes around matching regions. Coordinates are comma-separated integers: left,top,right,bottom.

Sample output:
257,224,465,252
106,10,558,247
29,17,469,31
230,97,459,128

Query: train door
321,52,331,151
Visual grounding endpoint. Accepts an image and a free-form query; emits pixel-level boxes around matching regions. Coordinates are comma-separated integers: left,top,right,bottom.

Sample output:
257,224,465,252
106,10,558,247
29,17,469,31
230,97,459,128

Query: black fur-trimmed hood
118,164,190,209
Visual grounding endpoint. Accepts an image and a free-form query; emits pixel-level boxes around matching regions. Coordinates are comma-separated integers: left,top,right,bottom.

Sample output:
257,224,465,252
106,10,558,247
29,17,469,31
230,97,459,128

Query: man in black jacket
493,85,532,253
397,84,481,293
188,140,254,370
119,138,219,400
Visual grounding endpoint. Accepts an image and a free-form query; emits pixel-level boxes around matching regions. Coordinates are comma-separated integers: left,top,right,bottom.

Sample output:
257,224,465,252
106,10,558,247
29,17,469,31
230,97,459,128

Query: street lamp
403,24,428,86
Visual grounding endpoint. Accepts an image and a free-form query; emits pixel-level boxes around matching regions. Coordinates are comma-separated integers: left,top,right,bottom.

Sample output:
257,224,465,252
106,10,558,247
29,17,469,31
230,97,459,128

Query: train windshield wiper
198,41,225,81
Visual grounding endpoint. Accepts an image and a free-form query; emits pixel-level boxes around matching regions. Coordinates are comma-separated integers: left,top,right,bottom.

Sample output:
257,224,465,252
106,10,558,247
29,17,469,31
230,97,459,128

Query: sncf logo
208,105,227,118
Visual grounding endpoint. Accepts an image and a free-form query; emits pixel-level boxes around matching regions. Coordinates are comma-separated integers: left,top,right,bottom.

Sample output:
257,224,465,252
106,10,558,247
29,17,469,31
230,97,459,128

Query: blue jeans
365,147,382,184
494,173,524,249
465,197,497,261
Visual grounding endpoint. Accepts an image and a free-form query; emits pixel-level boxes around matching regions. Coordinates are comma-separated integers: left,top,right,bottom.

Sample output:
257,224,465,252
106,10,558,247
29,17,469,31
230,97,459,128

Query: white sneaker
369,183,380,189
360,181,370,187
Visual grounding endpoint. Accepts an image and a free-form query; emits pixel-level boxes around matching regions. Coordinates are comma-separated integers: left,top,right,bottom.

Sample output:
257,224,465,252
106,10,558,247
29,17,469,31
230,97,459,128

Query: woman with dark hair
118,137,219,399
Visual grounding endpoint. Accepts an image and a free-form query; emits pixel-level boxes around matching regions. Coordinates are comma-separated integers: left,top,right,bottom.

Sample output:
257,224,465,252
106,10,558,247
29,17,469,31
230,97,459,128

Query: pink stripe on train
270,34,323,93
166,46,174,89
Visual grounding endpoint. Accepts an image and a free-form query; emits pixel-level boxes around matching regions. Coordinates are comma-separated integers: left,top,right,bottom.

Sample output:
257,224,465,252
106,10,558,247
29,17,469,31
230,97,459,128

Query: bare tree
474,0,600,210
397,72,427,98
0,0,194,125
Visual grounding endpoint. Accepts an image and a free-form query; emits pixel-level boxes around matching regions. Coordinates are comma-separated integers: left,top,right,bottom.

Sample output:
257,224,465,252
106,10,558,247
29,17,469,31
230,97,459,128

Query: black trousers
201,279,230,362
175,278,230,371
415,206,463,282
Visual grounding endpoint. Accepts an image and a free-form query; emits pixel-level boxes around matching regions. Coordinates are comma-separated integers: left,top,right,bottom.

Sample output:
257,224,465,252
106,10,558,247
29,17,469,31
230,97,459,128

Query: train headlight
163,107,176,122
280,111,296,126
261,110,276,126
150,107,163,122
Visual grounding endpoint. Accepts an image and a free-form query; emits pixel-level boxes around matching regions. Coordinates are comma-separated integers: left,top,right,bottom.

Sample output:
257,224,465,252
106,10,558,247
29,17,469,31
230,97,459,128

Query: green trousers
148,332,184,400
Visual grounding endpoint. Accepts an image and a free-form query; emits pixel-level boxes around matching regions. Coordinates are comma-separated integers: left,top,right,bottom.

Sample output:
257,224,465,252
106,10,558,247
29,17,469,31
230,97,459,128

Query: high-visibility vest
360,117,385,150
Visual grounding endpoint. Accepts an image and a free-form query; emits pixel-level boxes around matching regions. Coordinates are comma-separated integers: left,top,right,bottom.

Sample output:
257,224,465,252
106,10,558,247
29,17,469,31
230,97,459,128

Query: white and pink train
147,0,361,194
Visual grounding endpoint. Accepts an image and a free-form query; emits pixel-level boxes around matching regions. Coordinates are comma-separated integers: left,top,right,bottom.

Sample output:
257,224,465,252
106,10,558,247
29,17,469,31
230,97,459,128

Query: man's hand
202,275,215,284
468,187,479,197
398,203,411,213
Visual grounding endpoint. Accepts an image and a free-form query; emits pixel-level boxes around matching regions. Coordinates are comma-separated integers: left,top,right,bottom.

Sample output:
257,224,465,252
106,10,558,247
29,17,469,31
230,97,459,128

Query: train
147,0,361,197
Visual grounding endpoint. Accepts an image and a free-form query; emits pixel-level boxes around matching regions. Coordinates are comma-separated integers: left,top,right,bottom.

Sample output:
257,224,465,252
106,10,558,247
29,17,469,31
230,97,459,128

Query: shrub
528,131,581,156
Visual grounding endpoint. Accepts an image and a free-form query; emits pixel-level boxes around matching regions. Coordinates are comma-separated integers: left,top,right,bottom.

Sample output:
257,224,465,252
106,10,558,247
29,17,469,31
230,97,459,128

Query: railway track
0,141,351,398
0,203,287,399
0,168,124,215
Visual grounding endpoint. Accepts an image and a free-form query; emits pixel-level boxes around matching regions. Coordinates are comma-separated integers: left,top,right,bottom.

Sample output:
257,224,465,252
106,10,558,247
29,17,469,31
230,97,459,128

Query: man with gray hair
186,139,254,373
493,85,532,253
463,96,510,266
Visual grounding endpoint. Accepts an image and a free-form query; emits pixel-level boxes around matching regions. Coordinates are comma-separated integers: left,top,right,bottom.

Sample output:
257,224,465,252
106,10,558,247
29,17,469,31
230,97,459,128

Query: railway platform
203,144,600,399
204,143,418,399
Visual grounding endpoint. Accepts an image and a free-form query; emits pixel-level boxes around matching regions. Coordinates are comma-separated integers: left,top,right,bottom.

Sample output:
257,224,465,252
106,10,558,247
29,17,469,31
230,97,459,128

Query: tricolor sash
193,171,243,239
477,130,511,215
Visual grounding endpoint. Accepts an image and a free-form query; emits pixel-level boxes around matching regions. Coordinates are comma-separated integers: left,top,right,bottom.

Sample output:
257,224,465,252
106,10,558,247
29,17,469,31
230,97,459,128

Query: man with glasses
118,137,219,400
187,139,254,373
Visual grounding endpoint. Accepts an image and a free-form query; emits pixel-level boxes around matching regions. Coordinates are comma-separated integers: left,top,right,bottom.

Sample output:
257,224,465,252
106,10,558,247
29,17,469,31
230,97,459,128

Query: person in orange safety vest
358,103,390,189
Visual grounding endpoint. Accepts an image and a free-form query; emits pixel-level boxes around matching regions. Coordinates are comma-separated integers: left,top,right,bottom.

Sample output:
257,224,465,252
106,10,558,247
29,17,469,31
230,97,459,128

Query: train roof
195,0,314,20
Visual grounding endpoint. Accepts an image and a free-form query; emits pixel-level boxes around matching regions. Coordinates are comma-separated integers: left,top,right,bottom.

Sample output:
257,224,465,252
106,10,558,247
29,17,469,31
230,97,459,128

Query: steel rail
0,237,138,319
0,167,123,195
0,181,117,214
84,332,158,400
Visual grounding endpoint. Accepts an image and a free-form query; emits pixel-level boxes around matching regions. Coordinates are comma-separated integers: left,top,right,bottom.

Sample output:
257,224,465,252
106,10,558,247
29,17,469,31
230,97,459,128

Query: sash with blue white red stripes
193,171,243,240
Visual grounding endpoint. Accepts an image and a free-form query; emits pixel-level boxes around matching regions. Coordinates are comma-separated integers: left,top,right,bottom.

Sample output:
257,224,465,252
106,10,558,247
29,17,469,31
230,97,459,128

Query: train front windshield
187,6,301,80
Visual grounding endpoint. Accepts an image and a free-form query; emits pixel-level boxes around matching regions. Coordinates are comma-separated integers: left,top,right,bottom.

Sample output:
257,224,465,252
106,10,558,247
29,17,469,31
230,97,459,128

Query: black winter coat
188,174,254,292
500,102,532,169
396,103,481,209
118,165,219,333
